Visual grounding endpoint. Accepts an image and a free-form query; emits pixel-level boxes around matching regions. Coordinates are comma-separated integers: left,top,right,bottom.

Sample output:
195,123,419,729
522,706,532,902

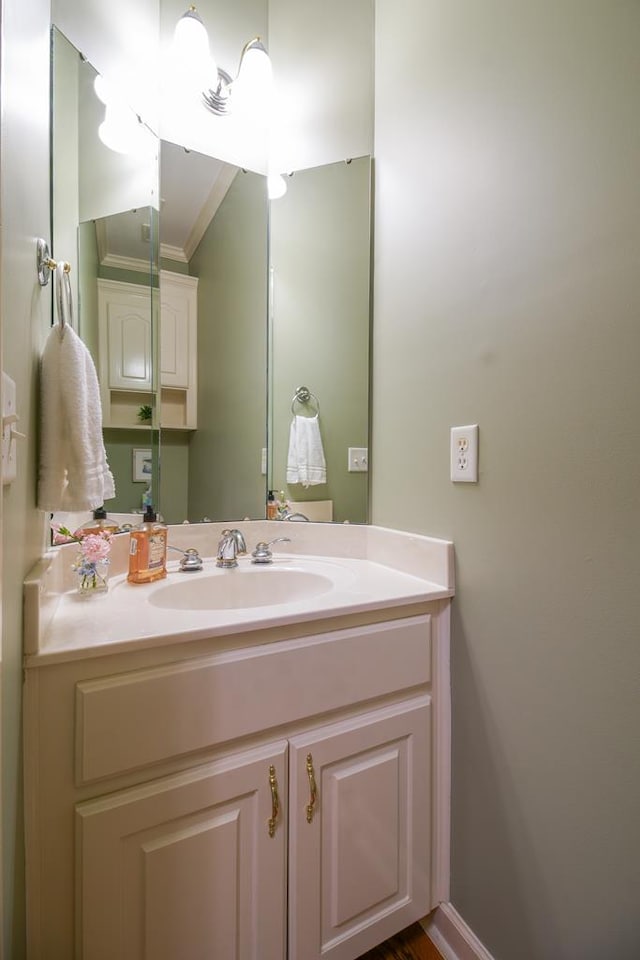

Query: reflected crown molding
160,243,189,263
182,162,238,262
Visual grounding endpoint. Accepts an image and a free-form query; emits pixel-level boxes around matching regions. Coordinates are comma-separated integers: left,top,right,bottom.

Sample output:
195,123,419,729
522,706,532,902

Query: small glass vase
74,557,110,596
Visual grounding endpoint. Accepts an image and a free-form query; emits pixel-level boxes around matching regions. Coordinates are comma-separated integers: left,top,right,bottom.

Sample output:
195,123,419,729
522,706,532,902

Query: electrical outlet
450,425,478,482
348,447,368,472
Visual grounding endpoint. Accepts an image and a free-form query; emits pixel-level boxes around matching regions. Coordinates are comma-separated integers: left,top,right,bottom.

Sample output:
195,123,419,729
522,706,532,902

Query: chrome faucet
216,528,247,568
277,504,310,521
251,537,291,564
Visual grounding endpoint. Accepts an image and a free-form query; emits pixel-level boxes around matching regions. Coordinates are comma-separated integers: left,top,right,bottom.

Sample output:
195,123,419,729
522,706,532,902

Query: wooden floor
356,922,444,960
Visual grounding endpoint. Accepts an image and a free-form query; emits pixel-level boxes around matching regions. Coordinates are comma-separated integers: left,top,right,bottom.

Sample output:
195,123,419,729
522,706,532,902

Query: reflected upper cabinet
159,271,198,429
97,273,198,430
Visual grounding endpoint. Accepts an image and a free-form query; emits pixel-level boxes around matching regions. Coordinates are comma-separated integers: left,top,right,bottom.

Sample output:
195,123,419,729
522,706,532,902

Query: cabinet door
99,284,153,391
288,696,431,960
160,272,197,389
76,741,288,960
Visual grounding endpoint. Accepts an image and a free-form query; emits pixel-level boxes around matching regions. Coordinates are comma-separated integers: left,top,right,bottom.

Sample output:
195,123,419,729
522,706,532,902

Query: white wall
373,2,640,958
268,0,374,173
1,0,53,954
52,0,159,125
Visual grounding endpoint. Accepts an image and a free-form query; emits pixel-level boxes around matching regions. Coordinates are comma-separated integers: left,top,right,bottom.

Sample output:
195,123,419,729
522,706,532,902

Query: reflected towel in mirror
286,414,326,487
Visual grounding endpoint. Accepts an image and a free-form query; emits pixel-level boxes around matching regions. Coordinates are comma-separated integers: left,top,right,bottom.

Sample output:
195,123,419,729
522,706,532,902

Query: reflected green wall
270,158,371,523
187,171,268,522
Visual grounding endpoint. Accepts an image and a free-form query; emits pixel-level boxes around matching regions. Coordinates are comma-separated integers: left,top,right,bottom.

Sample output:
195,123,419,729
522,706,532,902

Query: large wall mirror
50,20,372,526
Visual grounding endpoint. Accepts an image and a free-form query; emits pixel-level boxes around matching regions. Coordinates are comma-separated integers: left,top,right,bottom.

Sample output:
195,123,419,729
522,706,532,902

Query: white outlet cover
450,425,478,482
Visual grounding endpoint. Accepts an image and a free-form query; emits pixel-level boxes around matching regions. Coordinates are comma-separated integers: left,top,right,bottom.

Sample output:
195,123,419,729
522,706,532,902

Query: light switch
348,447,368,472
2,372,23,485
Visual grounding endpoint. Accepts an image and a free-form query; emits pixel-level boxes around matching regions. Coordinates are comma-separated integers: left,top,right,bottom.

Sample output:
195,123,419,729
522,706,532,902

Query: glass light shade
232,38,273,117
267,173,287,200
173,7,216,93
93,74,111,106
98,104,151,156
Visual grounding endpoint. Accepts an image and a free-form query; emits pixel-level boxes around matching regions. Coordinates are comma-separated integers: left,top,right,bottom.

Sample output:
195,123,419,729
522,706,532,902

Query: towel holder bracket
37,239,71,287
291,385,320,416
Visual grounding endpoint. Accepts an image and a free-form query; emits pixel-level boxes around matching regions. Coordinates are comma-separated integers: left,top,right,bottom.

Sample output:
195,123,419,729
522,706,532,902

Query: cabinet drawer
76,615,431,784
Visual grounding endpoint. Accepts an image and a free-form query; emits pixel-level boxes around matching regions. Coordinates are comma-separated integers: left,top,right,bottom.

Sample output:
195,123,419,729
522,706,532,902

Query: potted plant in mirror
138,404,153,424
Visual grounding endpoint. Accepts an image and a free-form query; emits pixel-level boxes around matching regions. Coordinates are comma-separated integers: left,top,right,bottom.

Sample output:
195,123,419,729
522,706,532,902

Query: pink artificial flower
50,522,77,545
80,533,112,563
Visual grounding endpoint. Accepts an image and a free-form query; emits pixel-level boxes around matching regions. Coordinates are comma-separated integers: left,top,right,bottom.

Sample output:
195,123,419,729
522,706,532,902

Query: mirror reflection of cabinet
159,271,198,430
98,272,198,431
98,279,153,426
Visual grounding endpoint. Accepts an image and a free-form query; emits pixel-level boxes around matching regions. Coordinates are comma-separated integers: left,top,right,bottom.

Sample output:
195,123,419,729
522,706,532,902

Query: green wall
373,2,640,958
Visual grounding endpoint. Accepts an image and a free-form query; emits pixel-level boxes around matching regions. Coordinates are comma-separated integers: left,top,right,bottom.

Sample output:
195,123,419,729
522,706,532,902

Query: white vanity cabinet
77,741,289,960
24,607,449,959
97,272,198,430
288,696,432,959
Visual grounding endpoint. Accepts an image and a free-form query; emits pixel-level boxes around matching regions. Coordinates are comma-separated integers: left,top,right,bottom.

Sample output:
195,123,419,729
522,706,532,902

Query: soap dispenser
127,506,168,584
76,506,120,537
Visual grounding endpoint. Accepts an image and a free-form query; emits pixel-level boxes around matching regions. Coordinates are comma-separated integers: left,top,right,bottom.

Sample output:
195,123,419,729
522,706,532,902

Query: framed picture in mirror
132,449,152,483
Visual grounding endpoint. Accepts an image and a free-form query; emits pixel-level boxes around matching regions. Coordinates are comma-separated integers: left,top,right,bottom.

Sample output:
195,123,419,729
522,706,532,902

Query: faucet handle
251,537,291,564
178,548,203,571
167,545,204,571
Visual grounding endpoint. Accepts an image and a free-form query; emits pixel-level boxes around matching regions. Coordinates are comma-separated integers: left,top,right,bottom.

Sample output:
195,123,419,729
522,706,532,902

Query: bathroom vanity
23,522,454,959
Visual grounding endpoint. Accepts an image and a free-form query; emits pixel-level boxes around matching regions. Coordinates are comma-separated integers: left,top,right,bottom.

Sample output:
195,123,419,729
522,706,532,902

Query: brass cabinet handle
268,765,280,838
306,753,318,823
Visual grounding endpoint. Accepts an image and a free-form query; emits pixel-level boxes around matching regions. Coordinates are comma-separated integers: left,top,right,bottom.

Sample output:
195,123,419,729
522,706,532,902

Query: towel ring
291,385,320,416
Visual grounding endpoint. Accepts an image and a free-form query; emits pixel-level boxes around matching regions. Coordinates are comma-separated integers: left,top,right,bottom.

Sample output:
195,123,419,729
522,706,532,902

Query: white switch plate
261,447,267,475
348,447,368,472
450,425,478,482
2,372,18,484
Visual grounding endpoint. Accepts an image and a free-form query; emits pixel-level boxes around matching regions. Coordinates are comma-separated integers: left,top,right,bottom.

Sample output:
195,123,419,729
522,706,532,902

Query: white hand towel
38,322,115,512
286,414,327,488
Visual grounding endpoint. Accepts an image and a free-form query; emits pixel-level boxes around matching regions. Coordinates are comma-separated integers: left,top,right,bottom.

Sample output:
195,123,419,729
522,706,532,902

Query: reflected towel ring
291,385,320,416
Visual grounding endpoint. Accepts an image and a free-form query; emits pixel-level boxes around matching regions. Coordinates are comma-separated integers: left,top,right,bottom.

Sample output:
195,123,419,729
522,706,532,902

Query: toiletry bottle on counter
127,506,167,584
267,490,277,520
76,506,120,536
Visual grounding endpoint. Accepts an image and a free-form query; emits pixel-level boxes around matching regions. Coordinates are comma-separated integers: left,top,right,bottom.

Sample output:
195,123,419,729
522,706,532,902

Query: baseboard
422,902,496,960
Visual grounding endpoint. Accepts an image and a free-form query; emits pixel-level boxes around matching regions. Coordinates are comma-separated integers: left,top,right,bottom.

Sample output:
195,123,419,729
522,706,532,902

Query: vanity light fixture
267,172,287,200
173,5,273,118
94,73,156,156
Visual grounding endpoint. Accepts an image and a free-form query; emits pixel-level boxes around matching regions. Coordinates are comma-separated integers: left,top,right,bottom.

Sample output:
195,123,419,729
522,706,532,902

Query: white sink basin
147,566,335,611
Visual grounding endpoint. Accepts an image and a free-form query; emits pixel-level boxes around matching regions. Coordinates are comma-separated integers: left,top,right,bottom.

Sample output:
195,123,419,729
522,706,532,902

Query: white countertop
24,522,454,666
